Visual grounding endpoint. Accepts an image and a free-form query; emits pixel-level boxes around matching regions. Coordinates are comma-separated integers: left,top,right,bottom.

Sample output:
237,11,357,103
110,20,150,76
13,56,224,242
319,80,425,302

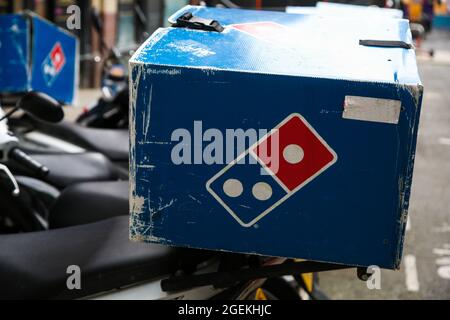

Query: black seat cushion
50,180,129,229
9,152,125,189
0,216,180,300
30,120,129,162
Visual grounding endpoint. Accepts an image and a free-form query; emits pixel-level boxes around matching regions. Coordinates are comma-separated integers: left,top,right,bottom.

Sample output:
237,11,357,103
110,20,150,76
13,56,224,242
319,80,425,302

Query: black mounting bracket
161,260,354,293
173,12,224,33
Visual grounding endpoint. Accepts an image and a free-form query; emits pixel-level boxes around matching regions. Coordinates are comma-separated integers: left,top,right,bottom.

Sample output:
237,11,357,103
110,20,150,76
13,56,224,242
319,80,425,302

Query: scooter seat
29,120,129,163
9,152,126,189
0,216,180,300
50,180,129,229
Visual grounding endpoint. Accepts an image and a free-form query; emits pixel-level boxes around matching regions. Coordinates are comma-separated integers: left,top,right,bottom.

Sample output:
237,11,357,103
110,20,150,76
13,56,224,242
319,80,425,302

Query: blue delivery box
129,6,423,269
0,12,78,104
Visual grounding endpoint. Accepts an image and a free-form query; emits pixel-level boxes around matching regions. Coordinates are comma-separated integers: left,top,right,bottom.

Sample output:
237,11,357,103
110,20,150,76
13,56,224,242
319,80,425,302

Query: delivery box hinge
173,12,224,33
359,39,413,49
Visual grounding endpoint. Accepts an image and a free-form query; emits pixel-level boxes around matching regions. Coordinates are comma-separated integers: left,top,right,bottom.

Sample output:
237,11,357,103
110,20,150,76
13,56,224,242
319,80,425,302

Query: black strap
173,12,224,33
359,39,413,49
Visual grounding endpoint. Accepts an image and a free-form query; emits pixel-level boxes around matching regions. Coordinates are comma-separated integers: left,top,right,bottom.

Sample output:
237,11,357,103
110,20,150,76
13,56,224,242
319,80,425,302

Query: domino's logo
42,43,66,87
206,114,338,228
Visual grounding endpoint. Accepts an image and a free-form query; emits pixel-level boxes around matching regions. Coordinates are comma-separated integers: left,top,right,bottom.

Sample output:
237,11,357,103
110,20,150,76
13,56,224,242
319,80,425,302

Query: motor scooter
1,137,314,300
1,93,319,300
76,7,144,130
0,212,318,300
0,92,128,231
2,92,127,189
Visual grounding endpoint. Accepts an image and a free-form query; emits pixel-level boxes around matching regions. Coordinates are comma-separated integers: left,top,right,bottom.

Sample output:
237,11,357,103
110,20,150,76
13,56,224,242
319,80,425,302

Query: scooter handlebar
9,148,49,179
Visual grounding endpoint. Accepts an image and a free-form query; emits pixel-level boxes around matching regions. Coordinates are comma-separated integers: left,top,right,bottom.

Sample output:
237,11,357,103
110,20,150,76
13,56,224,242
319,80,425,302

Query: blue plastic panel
0,13,78,104
0,15,29,92
30,15,78,104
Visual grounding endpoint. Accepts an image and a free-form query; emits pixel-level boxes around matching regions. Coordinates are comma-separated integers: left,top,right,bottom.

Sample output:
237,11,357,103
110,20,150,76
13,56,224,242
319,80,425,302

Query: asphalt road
319,30,450,300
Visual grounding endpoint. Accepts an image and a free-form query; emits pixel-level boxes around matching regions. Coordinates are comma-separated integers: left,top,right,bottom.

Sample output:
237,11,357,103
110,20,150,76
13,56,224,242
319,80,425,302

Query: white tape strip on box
343,96,402,125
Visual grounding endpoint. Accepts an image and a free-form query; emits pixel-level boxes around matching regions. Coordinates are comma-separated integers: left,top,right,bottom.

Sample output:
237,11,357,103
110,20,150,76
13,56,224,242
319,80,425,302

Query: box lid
131,5,420,86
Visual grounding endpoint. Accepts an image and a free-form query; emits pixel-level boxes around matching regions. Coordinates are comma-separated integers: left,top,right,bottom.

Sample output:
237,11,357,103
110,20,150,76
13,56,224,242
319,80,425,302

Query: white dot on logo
283,144,304,164
223,179,243,198
252,182,273,201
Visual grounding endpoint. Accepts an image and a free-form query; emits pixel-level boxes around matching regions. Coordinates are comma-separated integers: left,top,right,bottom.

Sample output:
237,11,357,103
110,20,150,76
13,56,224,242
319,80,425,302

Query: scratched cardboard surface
129,6,423,269
0,13,78,104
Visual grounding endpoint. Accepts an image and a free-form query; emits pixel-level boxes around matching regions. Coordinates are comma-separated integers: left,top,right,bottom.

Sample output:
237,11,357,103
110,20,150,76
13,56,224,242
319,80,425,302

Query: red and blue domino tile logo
206,114,338,228
42,42,66,86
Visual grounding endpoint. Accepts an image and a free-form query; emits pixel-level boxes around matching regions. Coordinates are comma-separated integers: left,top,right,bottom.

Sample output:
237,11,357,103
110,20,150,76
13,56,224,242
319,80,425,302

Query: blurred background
1,0,448,89
1,0,448,299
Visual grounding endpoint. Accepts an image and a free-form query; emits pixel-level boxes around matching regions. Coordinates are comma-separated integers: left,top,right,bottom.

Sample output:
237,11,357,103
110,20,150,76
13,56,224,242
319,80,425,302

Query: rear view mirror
17,92,64,123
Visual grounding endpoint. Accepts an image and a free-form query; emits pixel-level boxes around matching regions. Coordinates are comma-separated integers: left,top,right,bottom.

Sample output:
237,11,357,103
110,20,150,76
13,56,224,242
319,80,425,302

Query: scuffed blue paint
130,6,423,269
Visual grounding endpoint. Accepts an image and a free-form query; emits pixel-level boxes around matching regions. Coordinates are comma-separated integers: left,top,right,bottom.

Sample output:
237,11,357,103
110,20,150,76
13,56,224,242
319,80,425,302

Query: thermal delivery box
129,6,423,269
0,12,78,104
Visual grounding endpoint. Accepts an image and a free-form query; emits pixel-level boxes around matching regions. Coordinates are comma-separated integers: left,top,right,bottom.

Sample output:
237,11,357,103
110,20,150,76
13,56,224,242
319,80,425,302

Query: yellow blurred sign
255,288,268,300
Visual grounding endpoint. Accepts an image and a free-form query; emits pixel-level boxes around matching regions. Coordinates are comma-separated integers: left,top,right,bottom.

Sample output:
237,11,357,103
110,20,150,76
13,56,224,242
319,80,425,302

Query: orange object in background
434,0,449,15
404,0,424,22
404,0,449,22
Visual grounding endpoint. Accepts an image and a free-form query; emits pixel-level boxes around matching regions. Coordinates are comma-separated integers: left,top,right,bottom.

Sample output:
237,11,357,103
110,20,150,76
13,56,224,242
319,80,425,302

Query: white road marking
433,244,450,280
433,248,450,256
437,266,450,280
404,255,420,292
438,137,450,146
406,215,411,232
436,257,450,266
